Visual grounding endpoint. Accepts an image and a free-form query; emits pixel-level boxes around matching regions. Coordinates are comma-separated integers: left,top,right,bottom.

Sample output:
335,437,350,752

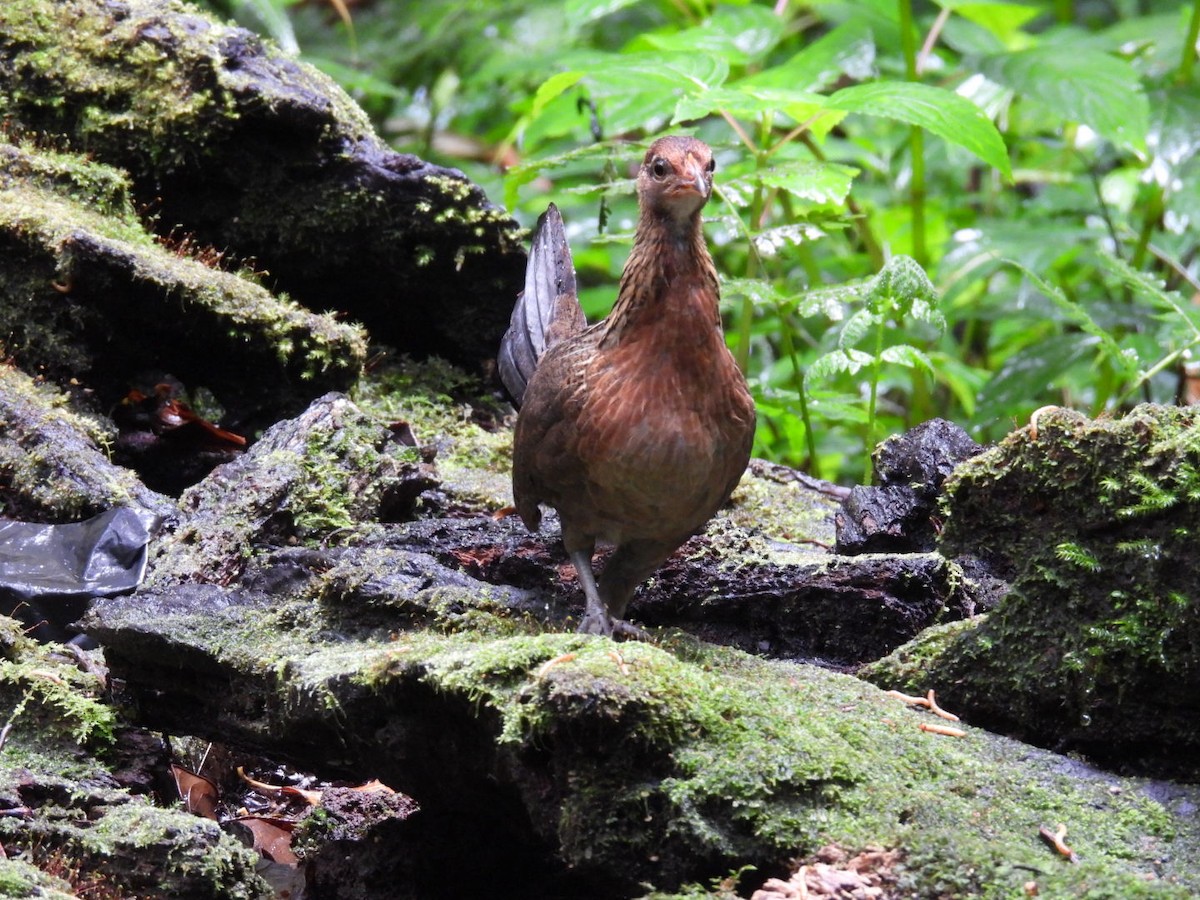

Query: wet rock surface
62,387,1200,898
864,405,1200,781
0,0,526,372
2,0,1198,894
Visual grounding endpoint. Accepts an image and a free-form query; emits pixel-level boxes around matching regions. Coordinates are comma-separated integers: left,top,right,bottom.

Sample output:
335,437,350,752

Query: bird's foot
611,618,652,642
577,613,651,642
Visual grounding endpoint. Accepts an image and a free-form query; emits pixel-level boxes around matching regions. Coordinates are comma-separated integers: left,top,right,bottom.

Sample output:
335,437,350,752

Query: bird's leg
569,549,613,636
596,539,675,640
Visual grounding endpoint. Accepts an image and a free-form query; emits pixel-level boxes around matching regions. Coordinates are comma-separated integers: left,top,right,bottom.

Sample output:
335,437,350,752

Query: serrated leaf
827,81,1012,179
751,223,827,256
795,282,870,320
673,86,840,137
1006,260,1141,379
979,46,1148,152
633,6,784,65
809,347,876,381
738,21,876,92
868,254,938,316
757,160,859,206
839,308,879,350
722,277,788,310
719,160,856,212
880,344,935,372
574,51,730,134
1096,251,1200,340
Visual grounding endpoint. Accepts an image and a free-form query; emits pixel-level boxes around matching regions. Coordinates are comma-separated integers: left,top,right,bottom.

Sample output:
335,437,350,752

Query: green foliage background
202,0,1200,483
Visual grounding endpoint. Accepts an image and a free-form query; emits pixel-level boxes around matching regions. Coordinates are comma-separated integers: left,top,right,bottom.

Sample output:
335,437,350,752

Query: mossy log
0,0,526,370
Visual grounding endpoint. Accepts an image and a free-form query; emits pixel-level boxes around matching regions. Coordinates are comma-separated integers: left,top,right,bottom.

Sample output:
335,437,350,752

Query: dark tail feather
498,203,583,407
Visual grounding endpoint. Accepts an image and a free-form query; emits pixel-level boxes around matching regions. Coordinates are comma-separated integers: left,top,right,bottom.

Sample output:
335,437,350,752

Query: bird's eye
651,157,669,179
705,158,716,174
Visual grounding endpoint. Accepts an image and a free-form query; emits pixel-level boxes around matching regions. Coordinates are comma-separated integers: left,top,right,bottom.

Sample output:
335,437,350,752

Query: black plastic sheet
0,507,158,642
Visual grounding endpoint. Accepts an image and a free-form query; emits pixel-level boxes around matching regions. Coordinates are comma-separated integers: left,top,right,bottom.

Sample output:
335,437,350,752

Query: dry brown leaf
171,764,219,820
233,816,298,866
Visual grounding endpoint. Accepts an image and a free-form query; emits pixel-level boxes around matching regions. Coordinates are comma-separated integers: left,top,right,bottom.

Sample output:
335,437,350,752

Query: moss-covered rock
0,362,173,521
0,137,367,433
144,391,437,587
0,615,268,899
864,405,1200,777
0,0,525,369
84,586,1200,898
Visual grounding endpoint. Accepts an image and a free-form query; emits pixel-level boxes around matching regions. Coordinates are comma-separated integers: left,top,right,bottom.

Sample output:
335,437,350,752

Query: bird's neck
602,211,720,344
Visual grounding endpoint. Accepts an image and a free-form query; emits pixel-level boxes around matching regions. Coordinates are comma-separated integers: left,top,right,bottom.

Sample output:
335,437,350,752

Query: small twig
608,649,630,676
0,722,10,753
1028,405,1060,441
916,7,952,74
536,652,577,679
925,689,960,722
1039,824,1079,863
717,108,758,154
885,689,961,722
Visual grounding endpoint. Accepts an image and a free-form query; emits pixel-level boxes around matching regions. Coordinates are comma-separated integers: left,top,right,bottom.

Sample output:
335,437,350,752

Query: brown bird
498,135,756,637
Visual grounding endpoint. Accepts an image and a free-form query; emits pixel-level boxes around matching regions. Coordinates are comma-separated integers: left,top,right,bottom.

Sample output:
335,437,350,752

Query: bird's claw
577,613,651,642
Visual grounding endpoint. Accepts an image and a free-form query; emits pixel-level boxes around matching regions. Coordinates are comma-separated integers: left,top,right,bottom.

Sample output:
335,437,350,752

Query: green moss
348,631,1198,895
0,364,154,519
0,859,75,899
352,354,515,509
0,132,366,394
723,464,839,546
0,0,340,170
871,405,1200,775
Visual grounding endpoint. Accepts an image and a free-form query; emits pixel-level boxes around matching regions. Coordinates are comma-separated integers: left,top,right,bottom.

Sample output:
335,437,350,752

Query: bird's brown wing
497,203,586,407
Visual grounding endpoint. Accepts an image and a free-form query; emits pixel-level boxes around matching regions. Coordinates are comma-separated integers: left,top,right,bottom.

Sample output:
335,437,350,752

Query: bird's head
637,136,714,224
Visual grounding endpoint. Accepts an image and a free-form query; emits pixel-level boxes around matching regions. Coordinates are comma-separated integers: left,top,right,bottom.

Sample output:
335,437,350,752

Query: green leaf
867,254,938,317
1096,251,1200,341
794,281,872,320
1005,261,1141,380
720,160,859,209
750,223,828,256
934,0,1041,47
632,6,784,65
880,344,935,372
979,46,1148,152
808,347,876,381
563,0,643,29
839,309,878,351
738,21,876,92
673,86,841,137
826,81,1013,180
573,51,730,134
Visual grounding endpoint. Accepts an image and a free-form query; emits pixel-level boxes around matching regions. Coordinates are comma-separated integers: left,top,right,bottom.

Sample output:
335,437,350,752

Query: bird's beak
683,156,710,198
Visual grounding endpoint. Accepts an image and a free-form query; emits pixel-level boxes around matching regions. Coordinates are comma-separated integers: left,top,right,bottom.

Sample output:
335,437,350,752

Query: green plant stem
865,319,885,483
1179,0,1200,84
1130,185,1163,272
779,310,822,479
909,126,927,267
897,0,928,268
800,133,885,268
